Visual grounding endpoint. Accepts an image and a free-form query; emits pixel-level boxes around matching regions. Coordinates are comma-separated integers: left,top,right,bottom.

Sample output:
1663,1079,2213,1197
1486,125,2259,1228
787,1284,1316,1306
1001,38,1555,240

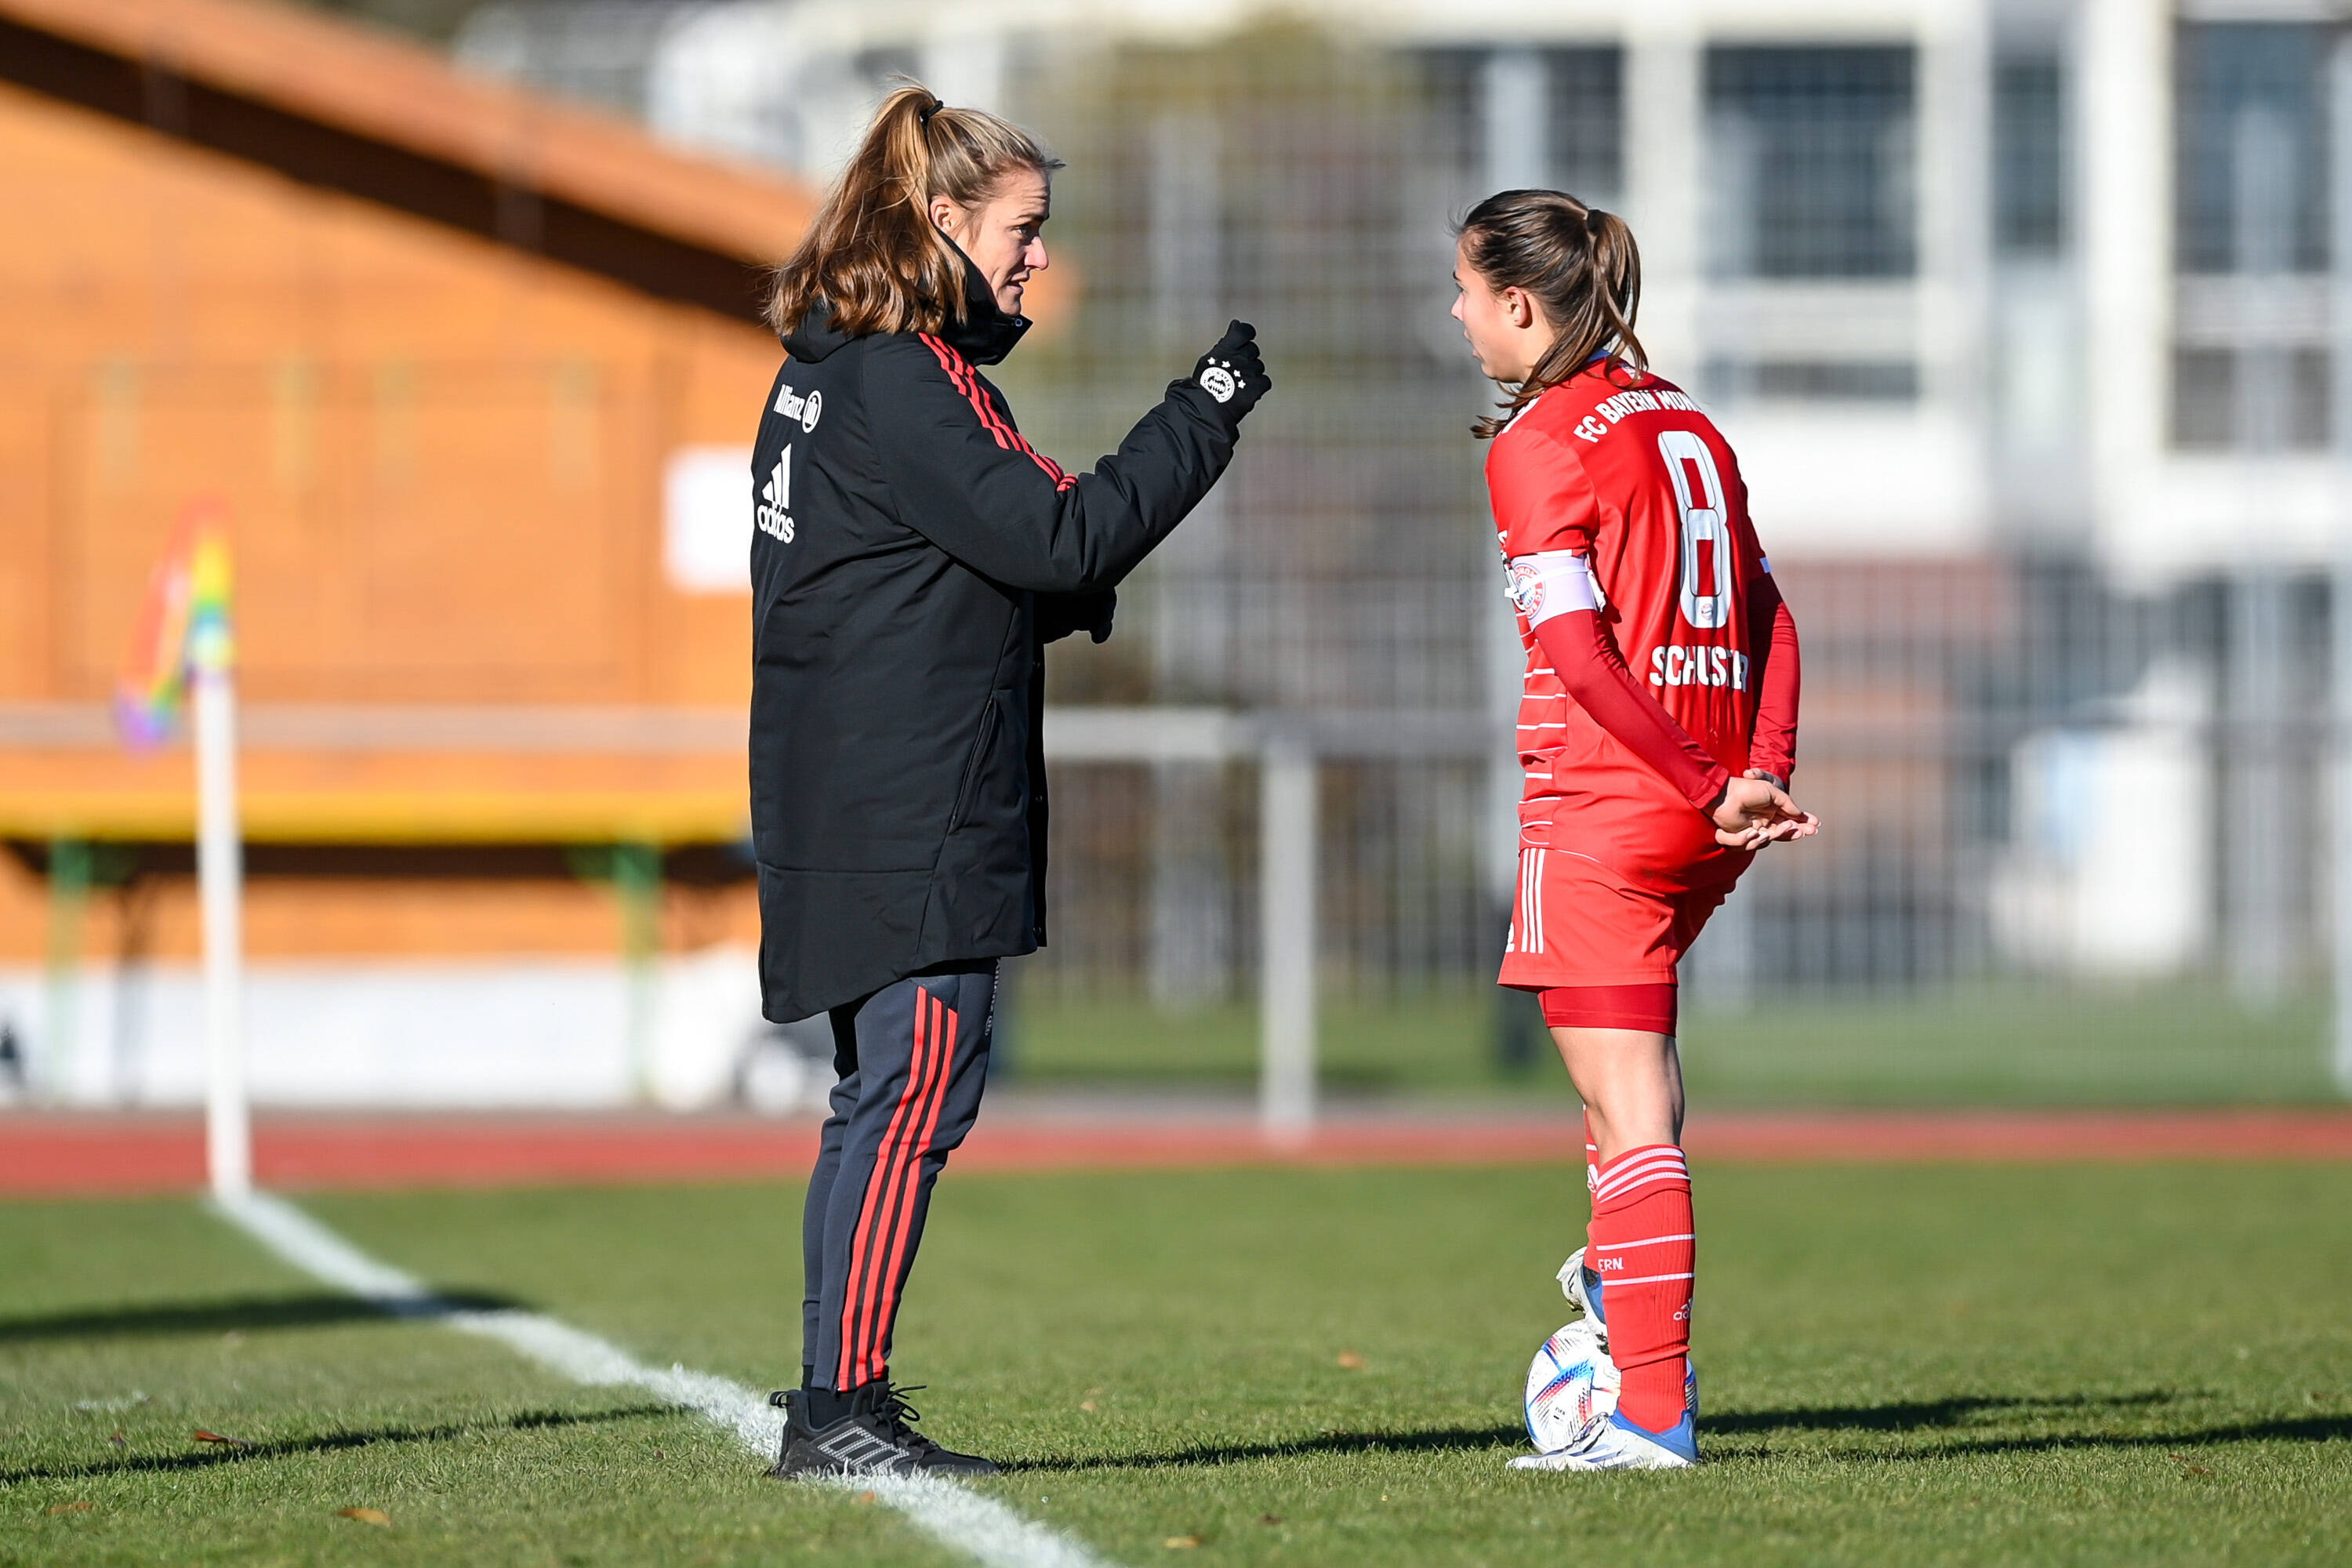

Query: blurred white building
456,0,2350,999
462,0,2343,577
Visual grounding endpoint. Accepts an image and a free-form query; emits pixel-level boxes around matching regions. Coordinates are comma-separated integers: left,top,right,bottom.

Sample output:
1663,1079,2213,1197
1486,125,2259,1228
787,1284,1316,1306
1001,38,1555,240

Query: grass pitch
1013,984,2339,1104
5,1163,2350,1566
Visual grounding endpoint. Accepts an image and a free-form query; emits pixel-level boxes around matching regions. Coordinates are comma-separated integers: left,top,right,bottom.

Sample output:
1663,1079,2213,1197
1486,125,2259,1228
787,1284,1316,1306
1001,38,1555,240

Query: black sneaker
767,1385,999,1479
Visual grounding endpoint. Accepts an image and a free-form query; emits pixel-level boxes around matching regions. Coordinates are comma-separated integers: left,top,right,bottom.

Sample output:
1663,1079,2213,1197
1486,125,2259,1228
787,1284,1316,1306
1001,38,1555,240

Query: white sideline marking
212,1190,1113,1568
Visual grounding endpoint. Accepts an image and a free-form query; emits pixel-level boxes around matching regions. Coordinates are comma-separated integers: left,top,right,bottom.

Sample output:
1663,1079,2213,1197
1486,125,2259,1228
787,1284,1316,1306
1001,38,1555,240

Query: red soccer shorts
1500,844,1735,994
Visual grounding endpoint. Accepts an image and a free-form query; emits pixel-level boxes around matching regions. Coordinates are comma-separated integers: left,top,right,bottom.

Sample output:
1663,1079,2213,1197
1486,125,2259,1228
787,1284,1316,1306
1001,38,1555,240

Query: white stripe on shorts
1518,848,1545,954
1515,850,1529,956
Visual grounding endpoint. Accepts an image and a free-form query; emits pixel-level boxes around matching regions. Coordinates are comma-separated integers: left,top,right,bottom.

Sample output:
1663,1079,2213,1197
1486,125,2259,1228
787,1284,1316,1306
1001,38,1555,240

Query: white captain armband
1504,550,1599,627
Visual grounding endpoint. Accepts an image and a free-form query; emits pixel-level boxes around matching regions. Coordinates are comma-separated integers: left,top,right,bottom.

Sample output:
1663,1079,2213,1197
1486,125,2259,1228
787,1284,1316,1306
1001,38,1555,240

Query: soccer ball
1523,1319,1620,1452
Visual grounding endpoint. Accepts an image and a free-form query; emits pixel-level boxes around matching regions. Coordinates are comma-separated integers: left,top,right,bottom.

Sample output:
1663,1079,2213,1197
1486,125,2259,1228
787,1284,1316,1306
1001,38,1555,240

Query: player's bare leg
1553,1026,1681,1161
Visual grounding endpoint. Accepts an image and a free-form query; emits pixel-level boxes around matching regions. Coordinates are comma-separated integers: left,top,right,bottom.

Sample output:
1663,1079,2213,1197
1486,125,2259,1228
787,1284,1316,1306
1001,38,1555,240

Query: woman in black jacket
751,85,1267,1478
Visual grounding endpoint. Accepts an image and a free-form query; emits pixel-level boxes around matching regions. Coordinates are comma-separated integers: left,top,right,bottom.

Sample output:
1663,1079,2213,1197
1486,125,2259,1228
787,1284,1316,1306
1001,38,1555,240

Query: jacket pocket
947,696,1002,833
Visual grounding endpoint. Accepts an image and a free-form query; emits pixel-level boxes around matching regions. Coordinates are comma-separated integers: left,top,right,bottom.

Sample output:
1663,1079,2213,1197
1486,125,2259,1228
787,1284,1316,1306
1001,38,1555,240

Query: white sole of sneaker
1508,1450,1694,1472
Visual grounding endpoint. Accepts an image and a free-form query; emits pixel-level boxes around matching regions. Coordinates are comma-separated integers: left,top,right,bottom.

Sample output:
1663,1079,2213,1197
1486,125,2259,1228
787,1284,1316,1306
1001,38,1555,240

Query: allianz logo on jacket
773,383,822,432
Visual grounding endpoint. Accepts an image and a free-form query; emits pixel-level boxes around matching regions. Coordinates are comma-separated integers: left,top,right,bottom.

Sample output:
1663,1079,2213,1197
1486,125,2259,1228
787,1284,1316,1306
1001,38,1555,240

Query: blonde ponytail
766,84,1063,338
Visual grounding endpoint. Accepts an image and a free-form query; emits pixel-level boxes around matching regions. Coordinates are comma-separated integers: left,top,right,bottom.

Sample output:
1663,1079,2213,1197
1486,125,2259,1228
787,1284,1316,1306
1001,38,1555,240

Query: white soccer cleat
1555,1247,1604,1345
1508,1410,1698,1472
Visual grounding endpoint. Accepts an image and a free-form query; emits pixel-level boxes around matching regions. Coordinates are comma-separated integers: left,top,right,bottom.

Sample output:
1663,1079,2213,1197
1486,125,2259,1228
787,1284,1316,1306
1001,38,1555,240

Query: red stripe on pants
854,993,960,1385
836,988,945,1388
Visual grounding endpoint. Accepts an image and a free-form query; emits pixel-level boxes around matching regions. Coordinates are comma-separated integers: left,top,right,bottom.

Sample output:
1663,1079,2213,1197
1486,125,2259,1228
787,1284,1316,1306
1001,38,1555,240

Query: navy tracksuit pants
802,962,996,1392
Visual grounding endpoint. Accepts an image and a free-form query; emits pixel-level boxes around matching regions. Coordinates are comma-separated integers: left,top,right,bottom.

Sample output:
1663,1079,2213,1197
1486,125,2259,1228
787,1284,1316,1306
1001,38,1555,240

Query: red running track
3,1108,2350,1196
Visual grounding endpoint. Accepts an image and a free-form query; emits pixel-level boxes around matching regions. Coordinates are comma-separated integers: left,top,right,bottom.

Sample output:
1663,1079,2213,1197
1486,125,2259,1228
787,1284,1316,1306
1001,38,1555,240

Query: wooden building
0,0,817,1099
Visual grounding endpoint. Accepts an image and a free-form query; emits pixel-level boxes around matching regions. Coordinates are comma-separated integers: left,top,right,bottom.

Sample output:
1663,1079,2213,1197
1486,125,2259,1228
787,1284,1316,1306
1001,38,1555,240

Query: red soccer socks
1588,1143,1694,1434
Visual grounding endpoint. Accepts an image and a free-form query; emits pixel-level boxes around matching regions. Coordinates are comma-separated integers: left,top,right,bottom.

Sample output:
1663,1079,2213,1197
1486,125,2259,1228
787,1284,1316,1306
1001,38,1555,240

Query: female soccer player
1450,189,1817,1470
749,85,1269,1477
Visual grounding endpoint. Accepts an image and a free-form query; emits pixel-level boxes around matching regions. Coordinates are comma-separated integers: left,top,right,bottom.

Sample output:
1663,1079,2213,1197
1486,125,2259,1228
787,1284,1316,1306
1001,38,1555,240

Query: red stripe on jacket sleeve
918,332,1079,493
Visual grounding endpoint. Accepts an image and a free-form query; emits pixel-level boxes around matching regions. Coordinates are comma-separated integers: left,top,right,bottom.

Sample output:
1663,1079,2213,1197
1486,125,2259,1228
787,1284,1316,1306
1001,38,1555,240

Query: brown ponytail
765,83,1064,338
1457,189,1646,439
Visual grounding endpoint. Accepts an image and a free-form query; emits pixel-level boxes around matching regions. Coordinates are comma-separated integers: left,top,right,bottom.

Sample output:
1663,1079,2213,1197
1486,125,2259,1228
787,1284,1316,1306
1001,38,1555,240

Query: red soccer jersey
1488,363,1780,886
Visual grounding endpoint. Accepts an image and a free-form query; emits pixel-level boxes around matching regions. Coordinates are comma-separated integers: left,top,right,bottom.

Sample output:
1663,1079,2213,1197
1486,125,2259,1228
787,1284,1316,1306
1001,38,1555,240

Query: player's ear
1503,286,1537,331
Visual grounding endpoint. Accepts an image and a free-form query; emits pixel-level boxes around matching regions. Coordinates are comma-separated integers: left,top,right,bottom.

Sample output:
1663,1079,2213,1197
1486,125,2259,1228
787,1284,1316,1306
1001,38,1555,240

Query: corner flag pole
183,517,248,1198
2330,35,2352,1097
116,499,249,1189
194,647,249,1198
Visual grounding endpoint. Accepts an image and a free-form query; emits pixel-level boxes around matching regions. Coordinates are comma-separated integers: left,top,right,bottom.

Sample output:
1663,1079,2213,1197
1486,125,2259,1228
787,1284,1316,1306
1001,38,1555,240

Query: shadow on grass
1011,1392,2352,1472
1004,1423,1528,1473
1704,1389,2181,1436
0,1290,524,1344
1,1404,674,1487
1712,1401,2352,1457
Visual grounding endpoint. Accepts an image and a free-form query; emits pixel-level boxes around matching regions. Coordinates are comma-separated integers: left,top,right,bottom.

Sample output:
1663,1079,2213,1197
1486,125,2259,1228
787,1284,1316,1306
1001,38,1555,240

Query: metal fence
993,32,1501,1042
970,26,2346,1104
1014,549,2341,1107
448,8,2352,1104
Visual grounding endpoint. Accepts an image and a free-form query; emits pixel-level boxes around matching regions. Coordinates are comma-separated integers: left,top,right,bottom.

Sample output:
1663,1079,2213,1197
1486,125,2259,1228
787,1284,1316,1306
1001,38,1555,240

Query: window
2171,347,2331,450
1994,54,2067,257
2172,347,2237,448
1706,45,1918,279
1548,48,1624,206
2172,24,2336,452
1419,48,1484,175
1706,358,1919,405
2175,24,2330,275
1419,47,1623,203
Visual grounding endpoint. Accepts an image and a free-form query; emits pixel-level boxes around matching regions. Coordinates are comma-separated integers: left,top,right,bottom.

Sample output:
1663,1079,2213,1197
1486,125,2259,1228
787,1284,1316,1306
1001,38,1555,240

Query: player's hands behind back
1710,770,1820,851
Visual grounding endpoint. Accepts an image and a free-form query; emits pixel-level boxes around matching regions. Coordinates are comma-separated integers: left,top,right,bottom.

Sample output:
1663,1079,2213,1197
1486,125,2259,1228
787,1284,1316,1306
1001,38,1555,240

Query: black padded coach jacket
748,263,1243,1022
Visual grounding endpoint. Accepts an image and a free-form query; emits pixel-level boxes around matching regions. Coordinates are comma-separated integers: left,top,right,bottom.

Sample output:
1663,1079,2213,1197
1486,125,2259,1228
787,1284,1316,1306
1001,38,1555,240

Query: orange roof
0,0,818,318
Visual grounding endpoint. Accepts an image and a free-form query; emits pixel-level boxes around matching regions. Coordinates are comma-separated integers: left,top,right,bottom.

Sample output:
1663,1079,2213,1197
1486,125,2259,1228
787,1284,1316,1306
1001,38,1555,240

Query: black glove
1036,589,1116,645
1187,320,1269,433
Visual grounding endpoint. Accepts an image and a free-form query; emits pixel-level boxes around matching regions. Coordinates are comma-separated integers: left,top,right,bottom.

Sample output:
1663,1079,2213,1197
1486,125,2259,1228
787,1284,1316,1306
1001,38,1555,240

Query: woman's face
1451,239,1551,383
935,168,1052,317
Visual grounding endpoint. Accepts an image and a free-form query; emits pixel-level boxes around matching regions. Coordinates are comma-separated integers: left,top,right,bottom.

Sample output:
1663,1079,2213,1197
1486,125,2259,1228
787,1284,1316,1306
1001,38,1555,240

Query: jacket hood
780,248,1032,366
